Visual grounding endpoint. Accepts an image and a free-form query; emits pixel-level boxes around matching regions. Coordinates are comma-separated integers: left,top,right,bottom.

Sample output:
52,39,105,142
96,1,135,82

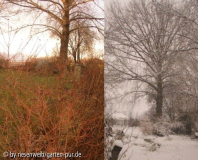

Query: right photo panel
105,0,198,160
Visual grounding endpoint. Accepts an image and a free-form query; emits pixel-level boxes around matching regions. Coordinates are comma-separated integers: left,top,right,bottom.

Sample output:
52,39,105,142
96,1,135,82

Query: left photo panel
0,0,104,159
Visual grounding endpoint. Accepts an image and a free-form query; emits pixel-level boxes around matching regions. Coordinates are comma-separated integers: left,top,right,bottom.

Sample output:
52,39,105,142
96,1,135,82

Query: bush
140,116,154,135
141,117,171,136
167,108,198,135
36,60,59,75
0,58,8,69
128,117,140,127
0,58,104,159
128,117,134,126
140,113,190,136
178,113,193,135
23,59,38,72
20,57,60,75
0,58,4,69
170,121,185,134
152,118,172,136
115,130,125,140
82,58,104,96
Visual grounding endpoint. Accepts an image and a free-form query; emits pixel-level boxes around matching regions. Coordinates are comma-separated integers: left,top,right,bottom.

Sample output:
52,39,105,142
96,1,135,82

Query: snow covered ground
110,126,198,160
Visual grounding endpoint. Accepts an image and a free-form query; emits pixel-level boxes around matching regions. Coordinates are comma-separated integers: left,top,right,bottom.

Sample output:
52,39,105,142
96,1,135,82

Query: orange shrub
0,58,104,160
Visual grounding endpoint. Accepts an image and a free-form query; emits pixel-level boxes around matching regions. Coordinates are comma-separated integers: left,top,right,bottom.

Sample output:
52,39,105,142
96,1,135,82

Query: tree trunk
73,50,77,63
77,45,80,63
58,3,70,76
77,27,81,63
60,28,69,64
60,3,70,66
156,75,163,117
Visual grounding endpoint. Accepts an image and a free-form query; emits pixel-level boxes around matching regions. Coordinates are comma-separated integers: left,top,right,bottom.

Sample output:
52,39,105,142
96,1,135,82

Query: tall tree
4,0,104,65
105,0,187,117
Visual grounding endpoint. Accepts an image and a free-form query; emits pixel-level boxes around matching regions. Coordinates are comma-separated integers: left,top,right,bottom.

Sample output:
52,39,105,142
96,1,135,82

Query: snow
195,132,198,137
113,140,124,148
121,135,198,160
112,125,143,138
110,126,198,160
112,113,129,120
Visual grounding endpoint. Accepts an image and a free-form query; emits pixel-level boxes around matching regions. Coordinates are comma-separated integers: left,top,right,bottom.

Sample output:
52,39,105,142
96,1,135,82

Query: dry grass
0,58,104,160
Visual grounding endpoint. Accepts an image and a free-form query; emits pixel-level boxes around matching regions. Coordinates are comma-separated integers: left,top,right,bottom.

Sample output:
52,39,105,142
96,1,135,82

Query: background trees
69,18,97,63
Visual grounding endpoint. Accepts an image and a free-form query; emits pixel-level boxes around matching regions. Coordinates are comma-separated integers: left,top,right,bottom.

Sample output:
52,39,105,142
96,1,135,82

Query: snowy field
110,126,198,160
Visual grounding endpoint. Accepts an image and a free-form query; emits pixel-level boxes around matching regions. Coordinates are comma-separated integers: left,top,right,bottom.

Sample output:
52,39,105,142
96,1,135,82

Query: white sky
0,27,58,59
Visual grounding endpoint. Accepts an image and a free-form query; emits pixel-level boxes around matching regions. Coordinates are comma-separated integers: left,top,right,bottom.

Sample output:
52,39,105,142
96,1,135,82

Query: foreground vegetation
0,58,104,159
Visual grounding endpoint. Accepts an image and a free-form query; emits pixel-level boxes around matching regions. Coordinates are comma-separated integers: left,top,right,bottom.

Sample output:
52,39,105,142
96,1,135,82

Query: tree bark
156,74,163,117
73,50,77,63
60,27,69,64
59,2,70,76
60,3,70,65
77,27,81,63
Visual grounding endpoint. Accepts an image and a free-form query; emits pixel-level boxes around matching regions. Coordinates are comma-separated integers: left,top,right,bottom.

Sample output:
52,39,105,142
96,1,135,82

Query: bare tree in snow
105,0,189,117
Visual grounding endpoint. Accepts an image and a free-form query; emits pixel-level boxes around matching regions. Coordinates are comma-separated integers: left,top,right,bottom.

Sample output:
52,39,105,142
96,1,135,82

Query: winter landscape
105,0,198,159
106,125,198,160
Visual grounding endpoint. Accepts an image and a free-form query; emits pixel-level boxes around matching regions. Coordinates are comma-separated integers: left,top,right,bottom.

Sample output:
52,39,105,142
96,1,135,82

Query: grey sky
105,0,151,118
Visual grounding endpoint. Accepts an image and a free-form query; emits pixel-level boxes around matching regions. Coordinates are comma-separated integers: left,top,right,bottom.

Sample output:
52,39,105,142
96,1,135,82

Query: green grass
0,69,77,156
0,69,74,127
0,69,74,90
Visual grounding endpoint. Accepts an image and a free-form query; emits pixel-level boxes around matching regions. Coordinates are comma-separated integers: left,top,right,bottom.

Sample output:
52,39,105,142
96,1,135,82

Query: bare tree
105,0,188,117
69,18,97,63
4,0,104,65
